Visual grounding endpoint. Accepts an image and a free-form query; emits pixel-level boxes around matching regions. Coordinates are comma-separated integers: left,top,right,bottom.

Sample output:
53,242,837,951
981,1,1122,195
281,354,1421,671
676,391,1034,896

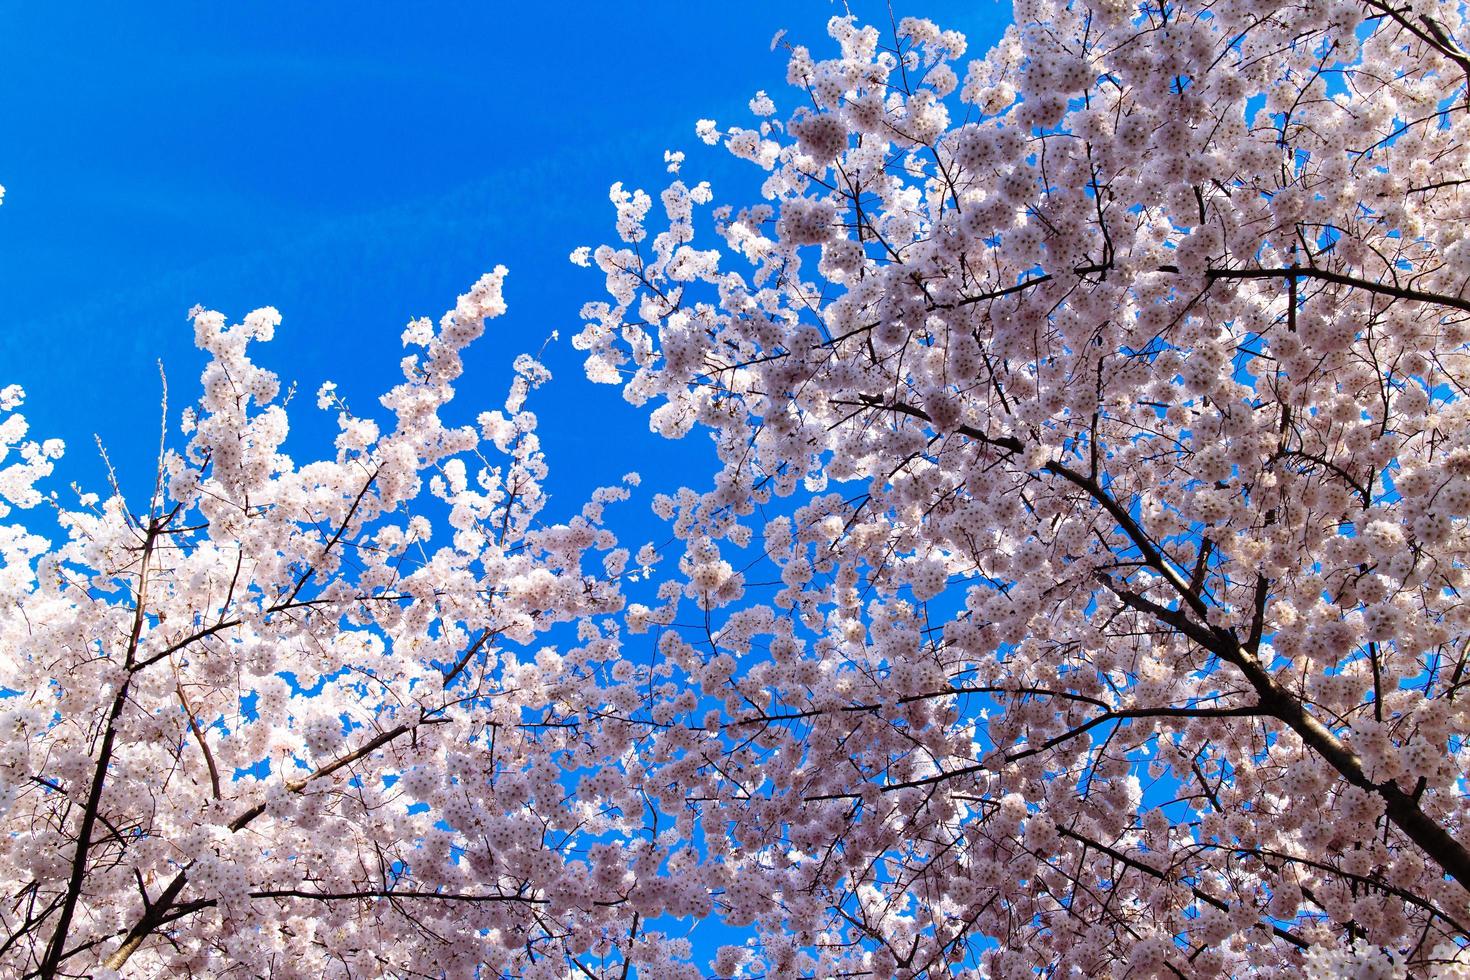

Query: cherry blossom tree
6,0,1470,976
572,0,1470,976
0,274,694,977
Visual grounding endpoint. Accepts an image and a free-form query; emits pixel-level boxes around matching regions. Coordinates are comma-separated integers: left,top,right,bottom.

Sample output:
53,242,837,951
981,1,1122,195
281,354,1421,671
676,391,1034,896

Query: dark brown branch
38,517,162,979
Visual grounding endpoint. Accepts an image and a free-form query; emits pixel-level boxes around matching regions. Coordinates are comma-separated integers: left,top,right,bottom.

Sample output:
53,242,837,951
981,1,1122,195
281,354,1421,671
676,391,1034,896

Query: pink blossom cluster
0,264,708,975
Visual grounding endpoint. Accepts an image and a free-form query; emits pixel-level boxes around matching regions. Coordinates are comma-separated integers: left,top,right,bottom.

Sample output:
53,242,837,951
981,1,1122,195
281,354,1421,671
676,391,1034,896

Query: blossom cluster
0,268,713,977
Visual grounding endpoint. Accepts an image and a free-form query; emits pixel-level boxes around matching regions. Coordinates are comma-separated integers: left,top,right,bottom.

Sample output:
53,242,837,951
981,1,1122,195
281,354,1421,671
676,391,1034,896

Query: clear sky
1,2,1007,964
0,0,1005,506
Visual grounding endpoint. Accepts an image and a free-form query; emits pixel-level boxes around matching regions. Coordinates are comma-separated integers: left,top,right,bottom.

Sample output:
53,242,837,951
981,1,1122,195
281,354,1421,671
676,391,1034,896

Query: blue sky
0,0,1005,507
14,7,1438,973
1,3,1008,966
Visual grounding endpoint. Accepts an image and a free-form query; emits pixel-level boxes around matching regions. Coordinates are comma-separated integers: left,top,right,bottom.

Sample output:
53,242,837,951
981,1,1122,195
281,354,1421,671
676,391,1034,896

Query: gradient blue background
1,1,1006,967
1,1,1003,504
